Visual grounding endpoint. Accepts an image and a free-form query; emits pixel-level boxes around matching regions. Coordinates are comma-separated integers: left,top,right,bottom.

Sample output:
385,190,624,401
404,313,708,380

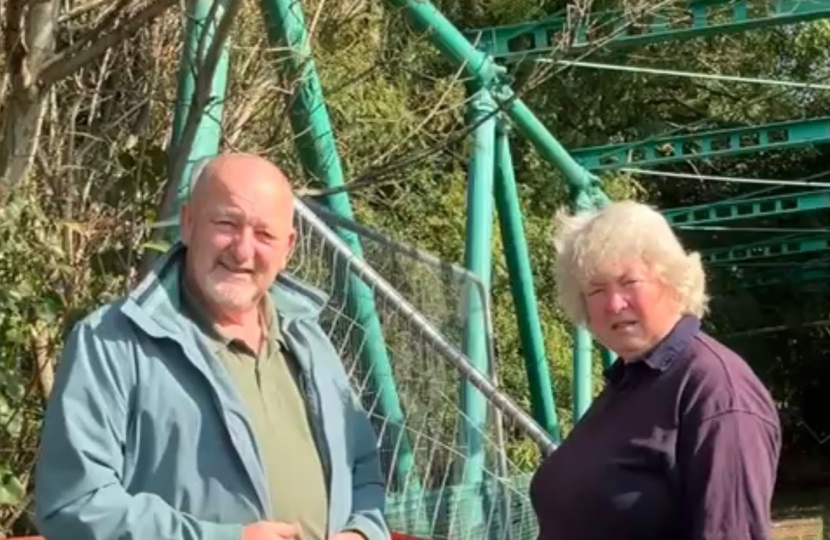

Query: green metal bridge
157,0,830,538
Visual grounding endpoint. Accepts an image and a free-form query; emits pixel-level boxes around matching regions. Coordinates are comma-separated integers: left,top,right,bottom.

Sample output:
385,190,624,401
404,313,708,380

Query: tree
0,0,177,204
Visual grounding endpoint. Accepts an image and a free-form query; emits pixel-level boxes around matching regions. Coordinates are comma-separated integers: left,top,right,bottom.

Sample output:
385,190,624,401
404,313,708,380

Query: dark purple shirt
530,316,781,540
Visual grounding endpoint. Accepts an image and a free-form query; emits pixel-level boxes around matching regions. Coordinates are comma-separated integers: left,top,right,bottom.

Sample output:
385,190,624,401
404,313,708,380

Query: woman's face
583,259,683,361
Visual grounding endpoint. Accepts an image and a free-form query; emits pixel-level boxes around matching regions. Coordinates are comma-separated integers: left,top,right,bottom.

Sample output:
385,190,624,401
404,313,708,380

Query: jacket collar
119,243,331,518
124,242,329,336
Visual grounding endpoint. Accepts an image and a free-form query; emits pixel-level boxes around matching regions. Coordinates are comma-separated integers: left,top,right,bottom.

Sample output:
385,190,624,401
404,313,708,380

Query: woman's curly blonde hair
553,200,709,326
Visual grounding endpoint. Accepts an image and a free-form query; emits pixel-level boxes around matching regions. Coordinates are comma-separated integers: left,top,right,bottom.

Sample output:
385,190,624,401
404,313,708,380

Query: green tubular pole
500,97,595,195
458,88,497,535
573,326,593,420
382,0,603,198
570,192,608,419
600,347,617,371
167,0,231,236
382,0,610,430
381,0,501,83
493,120,560,442
260,0,418,492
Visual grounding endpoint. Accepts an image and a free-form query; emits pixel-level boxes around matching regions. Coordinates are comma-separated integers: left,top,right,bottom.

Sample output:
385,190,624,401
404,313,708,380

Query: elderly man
35,153,389,540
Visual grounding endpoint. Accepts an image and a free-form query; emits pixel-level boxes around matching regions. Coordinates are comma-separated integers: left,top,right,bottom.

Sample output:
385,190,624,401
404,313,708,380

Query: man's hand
329,532,366,540
243,521,300,540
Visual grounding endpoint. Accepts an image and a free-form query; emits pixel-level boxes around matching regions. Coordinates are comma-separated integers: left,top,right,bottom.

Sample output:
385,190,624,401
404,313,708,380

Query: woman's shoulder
674,331,779,428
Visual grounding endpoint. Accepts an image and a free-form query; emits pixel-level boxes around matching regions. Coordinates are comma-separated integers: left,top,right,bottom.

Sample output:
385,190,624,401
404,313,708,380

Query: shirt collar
603,315,701,384
259,290,287,348
180,270,287,351
180,272,230,346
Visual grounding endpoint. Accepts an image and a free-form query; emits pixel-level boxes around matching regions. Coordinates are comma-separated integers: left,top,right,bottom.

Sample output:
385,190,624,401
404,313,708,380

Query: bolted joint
495,113,513,136
570,173,611,213
465,87,498,124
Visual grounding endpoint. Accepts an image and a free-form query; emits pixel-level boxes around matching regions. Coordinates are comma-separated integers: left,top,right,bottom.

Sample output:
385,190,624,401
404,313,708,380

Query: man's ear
284,227,298,263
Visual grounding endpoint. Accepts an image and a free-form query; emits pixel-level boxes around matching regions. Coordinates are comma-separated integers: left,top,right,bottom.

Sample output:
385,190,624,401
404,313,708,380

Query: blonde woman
530,201,781,540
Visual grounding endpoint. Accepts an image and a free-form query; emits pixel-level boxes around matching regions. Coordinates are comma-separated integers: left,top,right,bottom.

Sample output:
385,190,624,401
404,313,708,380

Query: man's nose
230,228,255,262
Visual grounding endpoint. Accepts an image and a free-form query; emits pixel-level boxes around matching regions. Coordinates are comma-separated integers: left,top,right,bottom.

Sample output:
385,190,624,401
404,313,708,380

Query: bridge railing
291,199,552,539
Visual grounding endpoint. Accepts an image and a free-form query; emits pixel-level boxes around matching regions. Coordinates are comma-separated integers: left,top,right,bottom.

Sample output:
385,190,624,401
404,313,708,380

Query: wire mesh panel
287,200,551,540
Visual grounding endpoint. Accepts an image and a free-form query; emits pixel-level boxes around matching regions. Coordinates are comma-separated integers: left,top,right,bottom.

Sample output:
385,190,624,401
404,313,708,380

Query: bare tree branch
38,0,177,86
55,0,132,65
139,0,243,278
59,0,117,22
33,328,54,400
225,79,274,147
164,0,243,203
0,0,177,202
0,0,61,204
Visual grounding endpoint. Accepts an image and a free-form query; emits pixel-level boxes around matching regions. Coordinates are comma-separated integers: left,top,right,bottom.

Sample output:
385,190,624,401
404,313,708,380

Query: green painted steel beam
601,348,617,370
571,117,830,171
260,0,420,493
664,189,830,226
382,0,609,205
166,0,232,239
464,0,830,61
573,326,593,421
739,267,830,289
494,120,560,442
383,0,610,429
703,234,830,264
459,89,497,530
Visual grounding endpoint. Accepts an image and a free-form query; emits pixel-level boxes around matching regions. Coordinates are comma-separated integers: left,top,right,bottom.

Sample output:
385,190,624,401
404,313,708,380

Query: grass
773,487,830,540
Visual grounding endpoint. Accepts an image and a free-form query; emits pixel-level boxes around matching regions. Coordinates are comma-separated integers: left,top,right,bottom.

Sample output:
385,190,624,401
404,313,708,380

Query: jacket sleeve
35,318,243,540
341,390,390,540
677,411,781,540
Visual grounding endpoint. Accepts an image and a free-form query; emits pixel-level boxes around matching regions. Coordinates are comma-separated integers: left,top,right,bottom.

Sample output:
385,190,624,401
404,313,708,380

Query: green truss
703,234,830,264
464,0,830,61
664,190,830,226
570,117,830,171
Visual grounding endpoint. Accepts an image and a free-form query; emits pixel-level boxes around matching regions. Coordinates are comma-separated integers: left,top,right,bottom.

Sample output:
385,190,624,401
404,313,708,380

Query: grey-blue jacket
34,245,389,540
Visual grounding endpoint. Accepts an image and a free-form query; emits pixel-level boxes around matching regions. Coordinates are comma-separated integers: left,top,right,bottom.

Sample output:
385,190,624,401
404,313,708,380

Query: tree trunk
0,0,178,205
0,0,61,205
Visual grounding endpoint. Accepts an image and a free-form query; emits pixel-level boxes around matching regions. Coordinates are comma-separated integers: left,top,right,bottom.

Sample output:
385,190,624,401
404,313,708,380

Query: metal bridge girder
664,189,830,226
739,267,830,289
703,234,830,264
569,117,830,171
463,0,830,61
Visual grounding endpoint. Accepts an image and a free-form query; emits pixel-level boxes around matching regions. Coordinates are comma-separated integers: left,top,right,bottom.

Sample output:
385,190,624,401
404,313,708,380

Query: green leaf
0,467,25,505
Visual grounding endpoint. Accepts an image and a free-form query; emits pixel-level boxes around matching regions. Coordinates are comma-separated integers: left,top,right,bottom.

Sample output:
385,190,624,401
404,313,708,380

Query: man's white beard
204,278,259,312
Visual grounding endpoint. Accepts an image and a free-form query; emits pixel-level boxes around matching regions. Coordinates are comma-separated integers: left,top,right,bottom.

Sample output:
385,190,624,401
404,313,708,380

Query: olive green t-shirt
181,280,329,540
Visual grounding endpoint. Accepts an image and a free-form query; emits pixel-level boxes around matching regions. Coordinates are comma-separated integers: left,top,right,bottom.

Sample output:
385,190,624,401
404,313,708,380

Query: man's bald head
190,153,293,217
180,152,297,321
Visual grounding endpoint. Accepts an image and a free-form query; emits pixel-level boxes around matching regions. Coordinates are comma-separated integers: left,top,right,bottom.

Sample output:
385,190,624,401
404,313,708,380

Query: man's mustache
215,256,255,273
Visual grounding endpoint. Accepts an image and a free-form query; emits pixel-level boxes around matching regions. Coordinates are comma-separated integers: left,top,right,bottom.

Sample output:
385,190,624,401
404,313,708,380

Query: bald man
34,153,389,540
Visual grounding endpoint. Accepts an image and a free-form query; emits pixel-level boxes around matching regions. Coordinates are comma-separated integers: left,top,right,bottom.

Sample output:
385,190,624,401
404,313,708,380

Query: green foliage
4,0,830,533
0,141,164,532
